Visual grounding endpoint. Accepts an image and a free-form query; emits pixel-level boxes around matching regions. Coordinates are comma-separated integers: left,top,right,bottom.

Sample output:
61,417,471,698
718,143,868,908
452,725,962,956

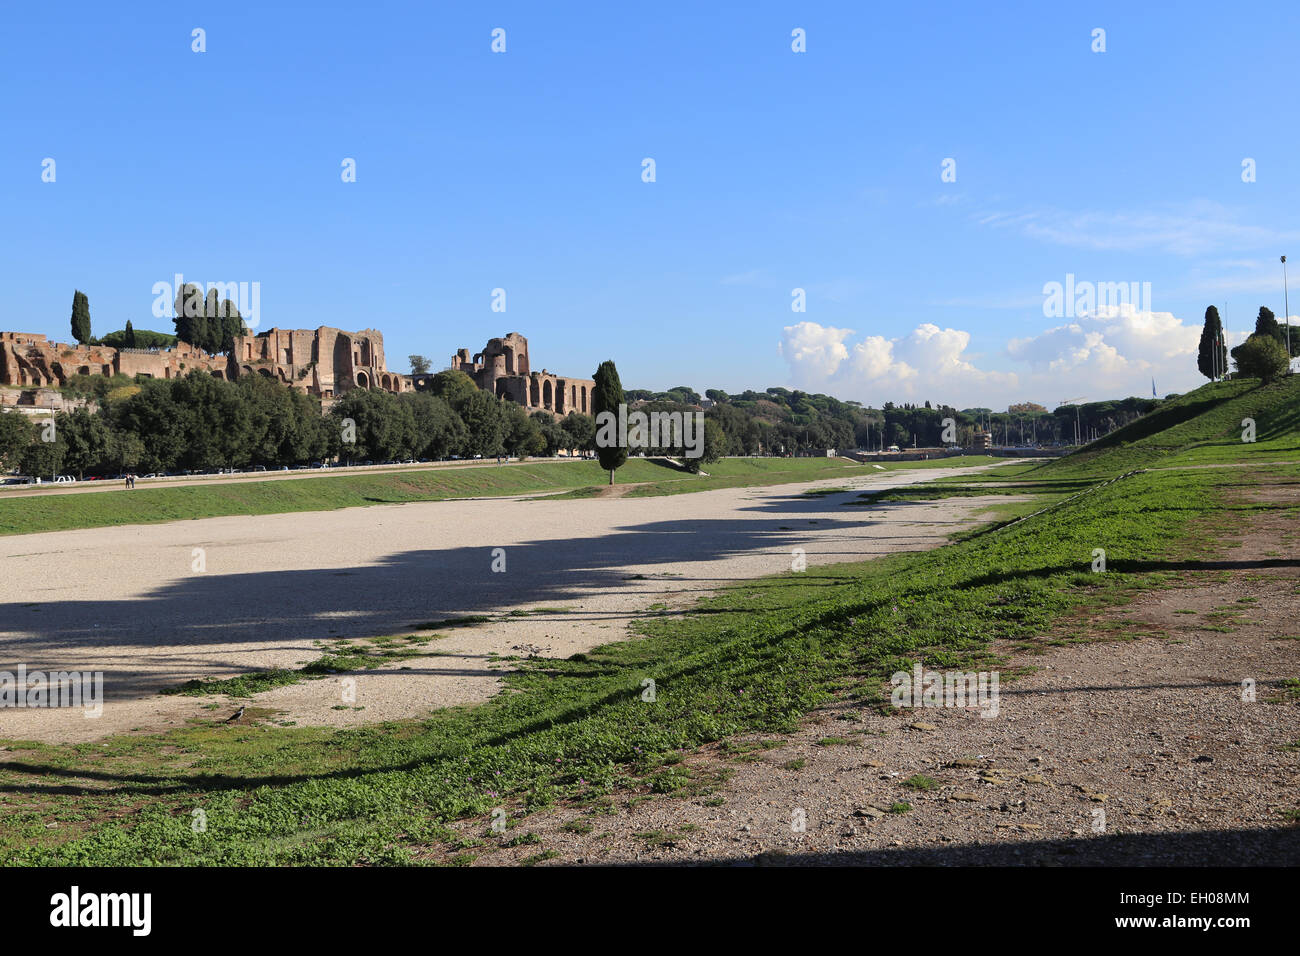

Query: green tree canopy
0,411,34,472
1232,334,1290,383
426,369,480,411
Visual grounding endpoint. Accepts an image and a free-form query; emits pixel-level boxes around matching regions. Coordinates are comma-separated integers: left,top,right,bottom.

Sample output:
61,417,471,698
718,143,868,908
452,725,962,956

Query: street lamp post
1283,256,1291,361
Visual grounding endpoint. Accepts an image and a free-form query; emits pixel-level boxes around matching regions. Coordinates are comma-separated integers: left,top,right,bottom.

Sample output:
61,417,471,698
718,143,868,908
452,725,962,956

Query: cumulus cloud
779,307,1247,409
780,321,1015,405
777,321,853,380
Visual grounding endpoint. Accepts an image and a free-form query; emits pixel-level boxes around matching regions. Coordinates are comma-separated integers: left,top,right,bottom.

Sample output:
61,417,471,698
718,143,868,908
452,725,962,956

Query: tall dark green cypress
1197,305,1227,380
591,359,627,485
70,290,92,344
124,320,136,348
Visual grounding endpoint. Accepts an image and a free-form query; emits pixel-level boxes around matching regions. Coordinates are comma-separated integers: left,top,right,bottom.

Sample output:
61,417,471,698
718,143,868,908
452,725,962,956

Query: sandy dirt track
0,464,1017,742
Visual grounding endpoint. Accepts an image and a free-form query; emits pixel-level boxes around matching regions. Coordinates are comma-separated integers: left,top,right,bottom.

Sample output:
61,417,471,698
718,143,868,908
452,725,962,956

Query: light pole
1283,256,1291,362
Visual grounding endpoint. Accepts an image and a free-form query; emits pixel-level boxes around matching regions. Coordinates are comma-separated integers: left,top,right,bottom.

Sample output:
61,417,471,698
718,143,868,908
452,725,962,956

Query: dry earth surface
0,463,1016,743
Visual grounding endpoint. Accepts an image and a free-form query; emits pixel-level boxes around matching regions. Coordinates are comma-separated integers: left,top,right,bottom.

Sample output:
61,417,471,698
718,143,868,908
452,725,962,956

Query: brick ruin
0,327,406,402
1,328,592,416
444,332,596,416
0,331,226,387
230,327,406,398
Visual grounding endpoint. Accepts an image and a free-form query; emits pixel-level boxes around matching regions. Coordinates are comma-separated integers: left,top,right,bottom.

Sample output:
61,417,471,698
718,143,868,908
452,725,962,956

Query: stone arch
356,370,370,389
581,385,588,414
542,379,553,410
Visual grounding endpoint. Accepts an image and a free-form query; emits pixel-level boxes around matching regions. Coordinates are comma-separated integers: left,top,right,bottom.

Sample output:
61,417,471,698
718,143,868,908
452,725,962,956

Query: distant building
444,333,595,417
229,327,406,399
0,331,225,388
0,327,406,403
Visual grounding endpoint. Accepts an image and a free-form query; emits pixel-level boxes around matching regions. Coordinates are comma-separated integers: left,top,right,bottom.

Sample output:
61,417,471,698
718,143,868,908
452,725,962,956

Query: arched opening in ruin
581,385,588,413
356,370,370,389
530,378,540,406
542,379,553,410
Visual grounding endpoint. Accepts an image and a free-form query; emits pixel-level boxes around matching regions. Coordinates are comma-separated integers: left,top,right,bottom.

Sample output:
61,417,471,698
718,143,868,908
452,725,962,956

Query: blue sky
3,1,1297,408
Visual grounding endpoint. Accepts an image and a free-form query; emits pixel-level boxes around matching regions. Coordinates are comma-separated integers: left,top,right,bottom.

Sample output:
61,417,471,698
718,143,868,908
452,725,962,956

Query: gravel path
0,464,1015,743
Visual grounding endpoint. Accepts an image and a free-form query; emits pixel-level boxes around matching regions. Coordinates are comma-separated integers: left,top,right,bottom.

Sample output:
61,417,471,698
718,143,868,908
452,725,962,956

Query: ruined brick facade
0,332,227,387
446,333,595,416
0,327,406,401
229,327,406,398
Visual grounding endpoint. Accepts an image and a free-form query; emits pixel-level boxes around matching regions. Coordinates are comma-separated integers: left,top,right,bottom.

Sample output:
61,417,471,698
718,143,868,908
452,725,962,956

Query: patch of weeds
521,849,560,865
502,832,541,848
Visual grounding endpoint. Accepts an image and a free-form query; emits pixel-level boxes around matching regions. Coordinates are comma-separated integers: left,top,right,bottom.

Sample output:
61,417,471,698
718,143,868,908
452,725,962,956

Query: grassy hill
1033,375,1300,478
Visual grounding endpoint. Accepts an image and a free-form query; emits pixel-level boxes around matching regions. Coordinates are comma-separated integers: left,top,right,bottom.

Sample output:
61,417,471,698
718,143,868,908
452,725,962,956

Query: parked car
53,475,76,484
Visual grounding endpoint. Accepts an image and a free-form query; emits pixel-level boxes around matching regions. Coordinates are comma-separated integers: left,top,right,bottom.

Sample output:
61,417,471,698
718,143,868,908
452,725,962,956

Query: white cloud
780,321,1015,405
777,321,852,380
780,307,1250,409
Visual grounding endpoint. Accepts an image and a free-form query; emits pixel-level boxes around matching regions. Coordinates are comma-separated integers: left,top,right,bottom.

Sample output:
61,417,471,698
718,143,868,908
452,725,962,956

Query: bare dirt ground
451,477,1300,866
0,464,1016,743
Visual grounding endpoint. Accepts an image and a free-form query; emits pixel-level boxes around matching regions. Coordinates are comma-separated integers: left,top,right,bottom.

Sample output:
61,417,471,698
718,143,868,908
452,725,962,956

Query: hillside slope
1036,376,1300,477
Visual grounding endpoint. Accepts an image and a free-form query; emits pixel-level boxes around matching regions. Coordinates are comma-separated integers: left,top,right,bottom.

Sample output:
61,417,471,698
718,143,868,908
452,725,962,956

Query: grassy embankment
3,379,1295,864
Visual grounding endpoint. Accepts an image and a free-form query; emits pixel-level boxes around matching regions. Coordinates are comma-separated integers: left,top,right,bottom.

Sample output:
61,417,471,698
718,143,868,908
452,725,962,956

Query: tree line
1199,304,1294,384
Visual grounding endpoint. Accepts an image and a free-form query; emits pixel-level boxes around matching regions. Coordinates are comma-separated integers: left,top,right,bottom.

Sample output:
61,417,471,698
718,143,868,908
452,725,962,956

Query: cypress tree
591,359,627,485
1197,305,1227,380
124,320,136,348
70,290,92,344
